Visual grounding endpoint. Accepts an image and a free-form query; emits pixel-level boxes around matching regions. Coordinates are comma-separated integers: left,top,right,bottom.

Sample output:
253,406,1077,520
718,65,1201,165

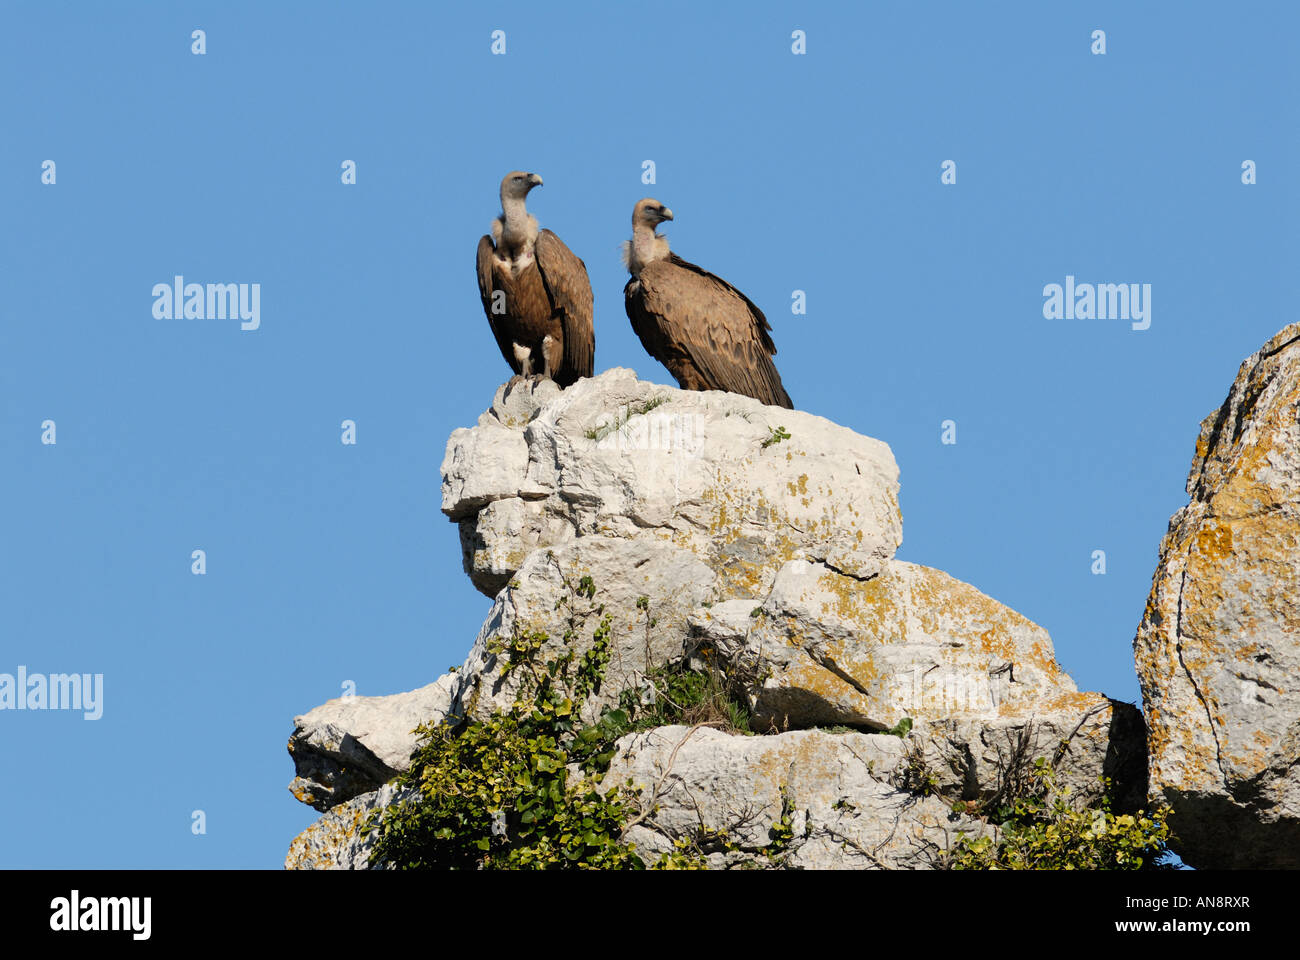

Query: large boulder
603,725,989,868
1134,324,1300,868
690,558,1147,809
442,370,903,599
712,558,1081,730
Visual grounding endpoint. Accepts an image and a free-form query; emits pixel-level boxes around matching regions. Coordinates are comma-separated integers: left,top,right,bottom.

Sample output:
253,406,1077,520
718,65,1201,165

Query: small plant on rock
949,758,1173,870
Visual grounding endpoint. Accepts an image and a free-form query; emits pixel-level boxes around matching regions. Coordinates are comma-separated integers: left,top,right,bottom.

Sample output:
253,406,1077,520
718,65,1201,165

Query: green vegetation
367,690,650,869
760,425,791,449
949,758,1173,870
615,660,754,737
878,717,913,738
367,579,754,870
895,739,943,798
763,786,796,864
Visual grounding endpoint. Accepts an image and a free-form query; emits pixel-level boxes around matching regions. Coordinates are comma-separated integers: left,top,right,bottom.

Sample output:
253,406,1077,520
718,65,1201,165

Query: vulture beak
660,207,674,221
527,173,543,187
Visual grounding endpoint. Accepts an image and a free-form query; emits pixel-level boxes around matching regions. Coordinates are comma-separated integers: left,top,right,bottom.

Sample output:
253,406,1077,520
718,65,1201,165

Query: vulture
476,171,594,387
623,198,792,409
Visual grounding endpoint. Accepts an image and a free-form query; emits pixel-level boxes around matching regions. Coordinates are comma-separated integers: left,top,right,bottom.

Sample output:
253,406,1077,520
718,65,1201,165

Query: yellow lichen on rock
1134,322,1300,868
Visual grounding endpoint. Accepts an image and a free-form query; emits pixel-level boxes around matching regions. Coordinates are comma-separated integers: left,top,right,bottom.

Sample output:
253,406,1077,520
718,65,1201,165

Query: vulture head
633,197,674,229
500,170,543,203
495,171,544,249
624,198,674,276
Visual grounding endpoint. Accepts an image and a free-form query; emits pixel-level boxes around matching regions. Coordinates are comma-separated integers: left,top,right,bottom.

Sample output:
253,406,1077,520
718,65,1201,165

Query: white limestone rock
602,725,989,869
442,369,903,599
452,536,719,723
286,673,457,812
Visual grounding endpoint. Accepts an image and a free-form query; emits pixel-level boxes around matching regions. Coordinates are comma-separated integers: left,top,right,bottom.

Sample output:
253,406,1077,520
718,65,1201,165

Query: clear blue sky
1,2,1294,867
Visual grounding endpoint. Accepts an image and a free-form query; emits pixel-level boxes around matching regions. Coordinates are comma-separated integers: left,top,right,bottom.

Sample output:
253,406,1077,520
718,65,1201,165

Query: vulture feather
476,171,594,387
623,198,792,408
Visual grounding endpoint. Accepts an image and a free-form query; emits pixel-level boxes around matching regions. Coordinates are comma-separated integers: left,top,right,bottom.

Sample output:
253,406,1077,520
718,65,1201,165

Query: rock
442,369,903,599
731,559,1079,730
685,599,762,683
287,674,458,812
285,782,409,870
458,498,575,597
905,703,1147,814
602,725,988,868
689,558,1146,808
1134,323,1300,868
479,376,563,430
452,536,718,723
286,372,1153,868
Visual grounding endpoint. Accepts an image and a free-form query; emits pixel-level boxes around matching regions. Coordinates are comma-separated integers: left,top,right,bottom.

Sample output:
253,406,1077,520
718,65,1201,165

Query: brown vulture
475,171,594,387
622,198,792,409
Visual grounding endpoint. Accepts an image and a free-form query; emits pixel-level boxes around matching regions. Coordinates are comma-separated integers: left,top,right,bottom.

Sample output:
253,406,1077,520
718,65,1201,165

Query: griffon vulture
622,198,792,409
476,171,594,387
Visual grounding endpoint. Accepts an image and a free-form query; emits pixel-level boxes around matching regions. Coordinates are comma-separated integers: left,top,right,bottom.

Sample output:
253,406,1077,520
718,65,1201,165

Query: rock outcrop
443,371,902,598
286,370,1147,869
287,674,457,811
1134,324,1300,868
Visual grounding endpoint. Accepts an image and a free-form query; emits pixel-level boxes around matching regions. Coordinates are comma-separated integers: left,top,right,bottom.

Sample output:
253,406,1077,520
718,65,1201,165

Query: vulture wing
628,254,792,408
667,253,779,355
534,229,594,386
476,234,520,372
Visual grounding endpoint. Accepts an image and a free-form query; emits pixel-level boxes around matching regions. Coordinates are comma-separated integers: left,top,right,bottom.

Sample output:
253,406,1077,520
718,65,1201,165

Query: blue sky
1,2,1294,867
